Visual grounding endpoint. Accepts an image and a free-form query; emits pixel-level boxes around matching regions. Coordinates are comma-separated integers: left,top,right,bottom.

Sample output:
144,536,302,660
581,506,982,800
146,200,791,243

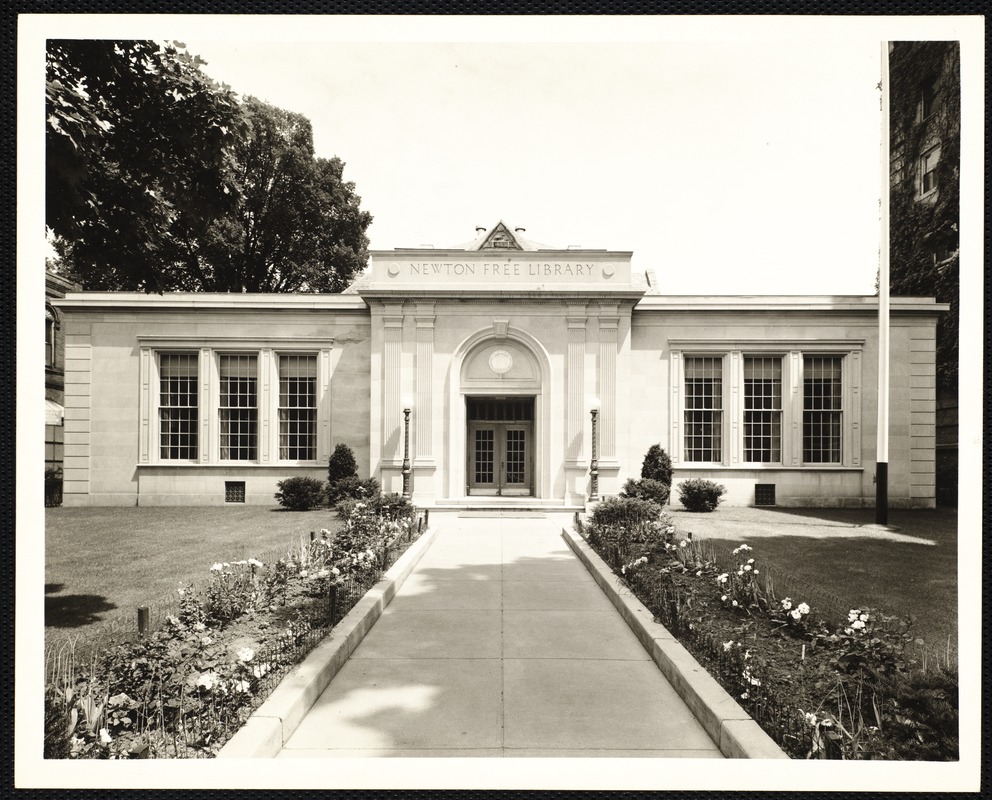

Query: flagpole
876,41,890,525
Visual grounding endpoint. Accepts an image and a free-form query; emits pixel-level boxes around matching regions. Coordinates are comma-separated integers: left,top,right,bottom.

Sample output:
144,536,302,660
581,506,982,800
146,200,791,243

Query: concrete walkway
277,514,723,758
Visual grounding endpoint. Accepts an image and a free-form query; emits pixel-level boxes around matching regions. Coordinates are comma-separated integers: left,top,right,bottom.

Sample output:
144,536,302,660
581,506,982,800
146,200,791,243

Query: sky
179,31,886,295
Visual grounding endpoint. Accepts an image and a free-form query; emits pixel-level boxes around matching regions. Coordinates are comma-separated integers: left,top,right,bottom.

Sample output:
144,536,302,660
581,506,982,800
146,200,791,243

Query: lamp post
401,396,412,499
589,397,600,502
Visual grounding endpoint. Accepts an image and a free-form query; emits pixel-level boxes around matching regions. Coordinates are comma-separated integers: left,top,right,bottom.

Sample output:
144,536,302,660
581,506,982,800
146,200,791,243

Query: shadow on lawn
45,585,118,629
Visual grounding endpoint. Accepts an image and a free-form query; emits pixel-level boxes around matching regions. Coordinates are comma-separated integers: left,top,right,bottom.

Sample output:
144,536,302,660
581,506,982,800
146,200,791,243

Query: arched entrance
448,330,550,500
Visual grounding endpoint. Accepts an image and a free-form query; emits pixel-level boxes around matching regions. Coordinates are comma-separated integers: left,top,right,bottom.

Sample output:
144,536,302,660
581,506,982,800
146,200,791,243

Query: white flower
851,619,866,630
859,613,869,622
299,569,309,578
733,544,752,555
235,560,248,566
781,598,793,610
317,568,330,579
99,728,113,745
731,600,739,607
747,558,755,565
750,676,761,687
197,671,220,690
743,564,752,572
193,622,206,632
200,636,212,645
753,570,759,575
797,603,810,615
666,526,675,534
716,573,729,584
723,640,735,651
331,567,340,576
678,540,688,548
695,570,702,577
804,712,818,727
238,647,255,663
234,679,251,693
211,563,225,573
248,558,263,568
848,609,860,622
252,663,269,679
721,595,728,602
790,609,802,620
741,691,749,700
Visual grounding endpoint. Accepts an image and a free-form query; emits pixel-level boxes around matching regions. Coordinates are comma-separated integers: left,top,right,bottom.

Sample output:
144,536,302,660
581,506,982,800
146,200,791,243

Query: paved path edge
561,527,789,760
217,525,441,759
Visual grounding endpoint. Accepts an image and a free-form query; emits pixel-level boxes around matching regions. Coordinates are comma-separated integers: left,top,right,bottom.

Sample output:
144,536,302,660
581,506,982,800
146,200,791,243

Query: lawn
674,506,958,657
45,506,342,639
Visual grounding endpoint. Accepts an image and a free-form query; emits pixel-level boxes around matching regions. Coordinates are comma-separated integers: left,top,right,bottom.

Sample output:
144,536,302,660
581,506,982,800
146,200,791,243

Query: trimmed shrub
676,478,726,512
587,496,667,570
590,495,662,529
620,477,670,507
274,476,325,511
336,491,415,524
327,443,359,485
327,476,381,505
640,444,673,487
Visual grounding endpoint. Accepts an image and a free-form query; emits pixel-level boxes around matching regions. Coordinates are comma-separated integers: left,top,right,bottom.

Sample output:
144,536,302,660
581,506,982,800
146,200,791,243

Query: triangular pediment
478,222,523,251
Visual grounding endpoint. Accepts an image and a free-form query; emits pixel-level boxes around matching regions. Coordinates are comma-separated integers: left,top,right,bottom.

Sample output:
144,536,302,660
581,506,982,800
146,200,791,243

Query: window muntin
159,354,199,460
279,354,317,461
684,356,723,462
803,356,842,464
921,146,940,194
744,357,782,463
219,354,258,461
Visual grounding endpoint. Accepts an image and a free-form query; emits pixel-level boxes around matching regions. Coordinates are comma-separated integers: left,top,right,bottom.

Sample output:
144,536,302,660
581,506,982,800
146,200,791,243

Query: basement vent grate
754,483,776,507
225,481,246,504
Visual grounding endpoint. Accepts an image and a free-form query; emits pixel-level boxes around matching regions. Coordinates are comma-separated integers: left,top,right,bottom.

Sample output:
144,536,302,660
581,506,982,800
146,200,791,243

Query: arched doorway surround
446,326,552,500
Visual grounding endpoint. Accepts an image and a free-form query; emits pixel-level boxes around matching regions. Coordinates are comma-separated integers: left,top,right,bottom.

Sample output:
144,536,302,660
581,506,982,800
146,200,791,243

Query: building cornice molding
54,293,369,312
634,296,948,314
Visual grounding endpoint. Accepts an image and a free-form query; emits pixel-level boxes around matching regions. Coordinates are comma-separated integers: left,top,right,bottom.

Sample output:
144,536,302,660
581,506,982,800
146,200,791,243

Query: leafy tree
48,41,372,293
176,97,372,292
47,40,245,292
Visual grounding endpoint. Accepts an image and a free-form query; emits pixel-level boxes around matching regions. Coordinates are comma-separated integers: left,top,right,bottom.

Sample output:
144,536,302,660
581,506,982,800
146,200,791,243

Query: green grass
45,506,342,637
683,507,958,655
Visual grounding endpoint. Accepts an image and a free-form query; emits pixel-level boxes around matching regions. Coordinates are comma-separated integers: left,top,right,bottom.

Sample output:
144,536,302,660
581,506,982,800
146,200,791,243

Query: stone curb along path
561,527,788,760
217,525,441,759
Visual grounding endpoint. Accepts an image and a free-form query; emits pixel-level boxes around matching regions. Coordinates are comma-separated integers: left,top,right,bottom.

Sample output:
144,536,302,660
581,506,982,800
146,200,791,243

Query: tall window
744,357,782,463
921,145,940,194
279,354,317,460
684,356,723,462
45,315,55,368
803,356,842,463
159,354,198,460
219,354,258,460
921,79,937,119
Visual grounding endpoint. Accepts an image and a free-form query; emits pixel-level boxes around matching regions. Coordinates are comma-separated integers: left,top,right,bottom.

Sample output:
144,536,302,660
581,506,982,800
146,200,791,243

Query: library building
56,222,945,509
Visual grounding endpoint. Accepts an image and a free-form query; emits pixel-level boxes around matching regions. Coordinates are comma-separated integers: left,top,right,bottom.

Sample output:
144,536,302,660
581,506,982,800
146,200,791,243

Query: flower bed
44,495,424,759
580,497,958,761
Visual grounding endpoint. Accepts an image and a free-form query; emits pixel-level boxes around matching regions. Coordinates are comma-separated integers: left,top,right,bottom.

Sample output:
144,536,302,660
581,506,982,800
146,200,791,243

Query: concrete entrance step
433,498,584,511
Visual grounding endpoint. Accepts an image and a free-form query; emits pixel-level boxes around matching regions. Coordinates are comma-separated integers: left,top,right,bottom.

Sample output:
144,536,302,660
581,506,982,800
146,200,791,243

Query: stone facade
56,223,945,508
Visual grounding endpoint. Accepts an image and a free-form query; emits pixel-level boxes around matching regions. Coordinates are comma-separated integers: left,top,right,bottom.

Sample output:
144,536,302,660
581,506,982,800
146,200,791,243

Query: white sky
183,35,882,294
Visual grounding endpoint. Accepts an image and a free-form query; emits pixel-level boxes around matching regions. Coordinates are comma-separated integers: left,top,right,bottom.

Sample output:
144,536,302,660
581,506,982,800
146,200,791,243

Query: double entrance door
466,396,534,496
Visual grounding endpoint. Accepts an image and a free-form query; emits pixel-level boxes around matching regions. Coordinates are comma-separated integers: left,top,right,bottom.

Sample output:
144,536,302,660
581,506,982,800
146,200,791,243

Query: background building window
921,79,938,119
744,356,782,463
921,145,940,194
219,354,258,460
684,356,723,462
159,353,198,460
45,315,55,368
279,354,317,460
803,355,842,463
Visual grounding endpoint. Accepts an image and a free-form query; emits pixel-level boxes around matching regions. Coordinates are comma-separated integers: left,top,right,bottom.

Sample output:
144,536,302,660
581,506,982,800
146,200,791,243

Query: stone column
598,303,619,460
413,302,436,501
381,302,405,493
565,303,588,504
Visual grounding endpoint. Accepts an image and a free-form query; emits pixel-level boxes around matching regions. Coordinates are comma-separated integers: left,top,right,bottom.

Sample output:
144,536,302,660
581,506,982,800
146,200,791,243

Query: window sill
675,464,863,472
138,462,322,469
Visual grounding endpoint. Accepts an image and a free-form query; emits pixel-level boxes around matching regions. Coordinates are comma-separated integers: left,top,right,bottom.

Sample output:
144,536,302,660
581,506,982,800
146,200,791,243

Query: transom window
279,354,317,461
219,354,258,461
684,356,723,462
159,354,198,460
803,356,842,464
744,357,782,463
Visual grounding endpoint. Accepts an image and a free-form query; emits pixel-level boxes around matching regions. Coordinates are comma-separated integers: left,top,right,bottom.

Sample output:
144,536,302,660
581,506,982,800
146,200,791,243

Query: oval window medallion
488,350,513,375
603,265,615,278
387,262,401,277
